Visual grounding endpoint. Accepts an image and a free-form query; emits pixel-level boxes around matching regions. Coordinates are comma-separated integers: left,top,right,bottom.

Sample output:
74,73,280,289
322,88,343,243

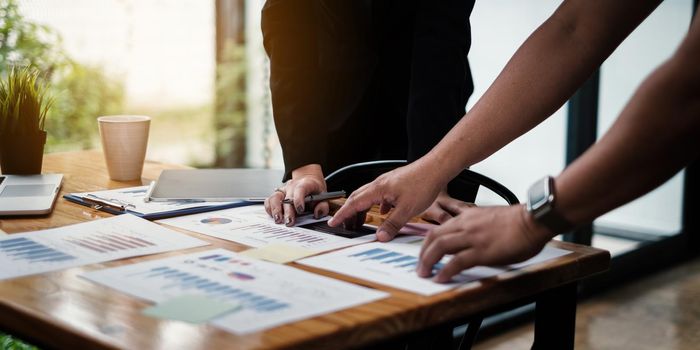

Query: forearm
556,44,700,227
423,0,661,185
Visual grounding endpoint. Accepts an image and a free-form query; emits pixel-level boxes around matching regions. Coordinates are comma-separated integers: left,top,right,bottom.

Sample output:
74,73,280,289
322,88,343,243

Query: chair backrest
325,160,519,205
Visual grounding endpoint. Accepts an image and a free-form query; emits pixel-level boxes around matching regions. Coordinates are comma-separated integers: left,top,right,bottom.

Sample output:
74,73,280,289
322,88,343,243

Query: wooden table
0,151,610,350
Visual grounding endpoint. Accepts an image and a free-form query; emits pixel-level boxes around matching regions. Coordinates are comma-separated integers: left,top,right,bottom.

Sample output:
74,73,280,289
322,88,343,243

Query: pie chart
200,217,232,225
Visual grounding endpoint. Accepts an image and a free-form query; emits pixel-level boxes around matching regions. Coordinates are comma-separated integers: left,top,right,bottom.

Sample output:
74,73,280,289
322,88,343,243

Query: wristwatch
526,176,574,233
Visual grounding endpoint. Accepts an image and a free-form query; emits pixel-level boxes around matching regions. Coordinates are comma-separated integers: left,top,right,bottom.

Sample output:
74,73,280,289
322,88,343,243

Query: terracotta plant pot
0,130,47,174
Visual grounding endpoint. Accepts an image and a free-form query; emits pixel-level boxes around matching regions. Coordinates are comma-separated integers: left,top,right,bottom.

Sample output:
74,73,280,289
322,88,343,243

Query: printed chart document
159,205,375,253
82,248,389,333
299,237,572,295
0,214,208,280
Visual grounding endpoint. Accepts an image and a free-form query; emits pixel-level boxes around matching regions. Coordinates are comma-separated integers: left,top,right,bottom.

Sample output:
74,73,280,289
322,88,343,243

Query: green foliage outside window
0,0,124,151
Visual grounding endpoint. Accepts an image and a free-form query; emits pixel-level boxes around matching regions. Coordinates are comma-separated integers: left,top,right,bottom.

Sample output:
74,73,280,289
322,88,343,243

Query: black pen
282,190,346,204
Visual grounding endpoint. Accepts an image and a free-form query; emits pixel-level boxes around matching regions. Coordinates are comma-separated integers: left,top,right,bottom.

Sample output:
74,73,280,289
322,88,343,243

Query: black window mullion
563,70,600,245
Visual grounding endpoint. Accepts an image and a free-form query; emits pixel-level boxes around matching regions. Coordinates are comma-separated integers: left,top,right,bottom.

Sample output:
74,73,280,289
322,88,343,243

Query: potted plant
0,66,53,174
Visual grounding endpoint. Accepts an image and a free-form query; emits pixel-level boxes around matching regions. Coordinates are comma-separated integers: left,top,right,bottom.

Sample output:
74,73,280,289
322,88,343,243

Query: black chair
324,160,519,349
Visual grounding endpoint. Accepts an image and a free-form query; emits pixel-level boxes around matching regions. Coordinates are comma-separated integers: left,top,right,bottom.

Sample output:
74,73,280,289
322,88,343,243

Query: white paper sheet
158,205,375,252
71,186,243,215
299,239,572,295
0,215,208,280
82,248,389,334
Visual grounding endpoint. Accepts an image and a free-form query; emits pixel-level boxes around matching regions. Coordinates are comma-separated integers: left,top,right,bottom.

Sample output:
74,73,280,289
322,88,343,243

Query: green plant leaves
0,65,52,136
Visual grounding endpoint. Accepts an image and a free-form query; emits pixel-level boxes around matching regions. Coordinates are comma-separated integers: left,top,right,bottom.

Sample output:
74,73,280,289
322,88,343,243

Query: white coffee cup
97,115,151,181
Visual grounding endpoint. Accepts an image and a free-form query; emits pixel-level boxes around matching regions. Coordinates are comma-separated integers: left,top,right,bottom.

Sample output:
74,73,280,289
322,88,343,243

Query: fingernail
417,264,427,277
327,218,336,226
285,216,292,225
377,230,390,241
274,214,280,223
296,205,304,215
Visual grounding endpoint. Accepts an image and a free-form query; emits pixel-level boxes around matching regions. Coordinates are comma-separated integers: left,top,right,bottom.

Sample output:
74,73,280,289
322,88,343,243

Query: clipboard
64,186,254,220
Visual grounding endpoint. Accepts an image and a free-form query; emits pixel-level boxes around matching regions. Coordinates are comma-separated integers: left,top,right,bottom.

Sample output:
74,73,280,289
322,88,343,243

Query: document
67,186,245,217
299,238,572,296
159,205,375,253
0,214,208,280
82,249,389,333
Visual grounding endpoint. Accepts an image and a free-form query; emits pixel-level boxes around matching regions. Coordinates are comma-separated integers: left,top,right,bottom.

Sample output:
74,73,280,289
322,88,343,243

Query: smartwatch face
528,178,551,211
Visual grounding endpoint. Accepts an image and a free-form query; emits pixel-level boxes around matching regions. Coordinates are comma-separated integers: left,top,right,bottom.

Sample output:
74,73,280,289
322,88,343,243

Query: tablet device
146,169,284,202
0,174,63,215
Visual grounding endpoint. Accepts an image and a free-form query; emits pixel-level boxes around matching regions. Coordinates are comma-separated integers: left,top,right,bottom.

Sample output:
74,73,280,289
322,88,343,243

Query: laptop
0,174,63,215
146,169,283,202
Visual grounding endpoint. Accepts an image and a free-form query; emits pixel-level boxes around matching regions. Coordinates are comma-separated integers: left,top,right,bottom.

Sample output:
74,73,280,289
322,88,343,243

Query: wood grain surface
0,151,610,349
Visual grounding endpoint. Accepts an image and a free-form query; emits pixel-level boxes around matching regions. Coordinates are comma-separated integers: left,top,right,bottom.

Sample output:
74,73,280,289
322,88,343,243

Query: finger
376,207,414,242
313,201,329,219
343,210,367,230
293,181,319,215
328,186,379,226
283,187,297,226
419,217,463,260
434,250,479,283
379,201,392,215
264,197,272,216
417,232,471,277
269,191,285,224
421,206,453,224
439,199,475,216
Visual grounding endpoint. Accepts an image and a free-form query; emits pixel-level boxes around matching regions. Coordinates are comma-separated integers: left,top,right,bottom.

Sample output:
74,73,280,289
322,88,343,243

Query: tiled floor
474,255,700,350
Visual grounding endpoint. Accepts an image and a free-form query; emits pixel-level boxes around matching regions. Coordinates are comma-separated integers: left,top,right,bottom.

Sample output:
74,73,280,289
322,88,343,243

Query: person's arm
419,15,700,282
409,0,479,224
330,0,662,239
261,0,329,225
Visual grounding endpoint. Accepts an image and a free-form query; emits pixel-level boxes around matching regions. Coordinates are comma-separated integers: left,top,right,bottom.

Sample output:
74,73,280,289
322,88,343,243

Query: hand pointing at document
328,160,445,242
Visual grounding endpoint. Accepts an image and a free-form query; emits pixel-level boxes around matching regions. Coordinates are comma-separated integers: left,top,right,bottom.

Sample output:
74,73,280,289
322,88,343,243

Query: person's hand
417,204,554,283
264,164,328,226
328,161,446,242
420,189,475,224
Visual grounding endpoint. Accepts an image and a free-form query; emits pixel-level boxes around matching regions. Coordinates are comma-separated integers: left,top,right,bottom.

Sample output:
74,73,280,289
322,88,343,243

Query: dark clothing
262,0,476,181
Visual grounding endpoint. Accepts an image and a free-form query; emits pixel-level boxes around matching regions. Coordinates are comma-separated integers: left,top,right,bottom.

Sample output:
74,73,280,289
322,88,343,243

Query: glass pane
470,0,567,205
20,0,216,165
595,0,691,236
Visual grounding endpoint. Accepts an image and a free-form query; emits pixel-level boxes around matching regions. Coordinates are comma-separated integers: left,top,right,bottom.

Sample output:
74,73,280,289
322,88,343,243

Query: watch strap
538,209,574,233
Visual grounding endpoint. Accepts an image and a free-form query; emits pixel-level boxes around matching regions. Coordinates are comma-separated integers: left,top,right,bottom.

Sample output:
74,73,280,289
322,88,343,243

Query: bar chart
142,265,288,312
348,247,444,273
0,237,75,263
66,233,156,253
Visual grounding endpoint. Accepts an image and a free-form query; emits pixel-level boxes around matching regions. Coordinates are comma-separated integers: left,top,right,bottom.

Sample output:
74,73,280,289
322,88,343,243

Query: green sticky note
143,295,241,324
